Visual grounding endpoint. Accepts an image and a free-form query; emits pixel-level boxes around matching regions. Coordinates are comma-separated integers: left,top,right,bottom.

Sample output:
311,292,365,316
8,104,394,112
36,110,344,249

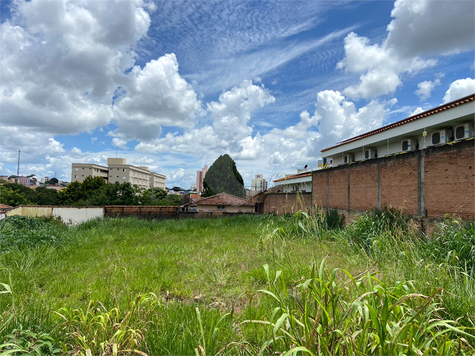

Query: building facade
251,174,268,192
196,165,208,193
71,158,166,190
322,94,474,166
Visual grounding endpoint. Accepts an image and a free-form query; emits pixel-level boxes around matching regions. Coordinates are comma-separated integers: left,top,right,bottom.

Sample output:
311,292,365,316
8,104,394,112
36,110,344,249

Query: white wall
52,207,103,225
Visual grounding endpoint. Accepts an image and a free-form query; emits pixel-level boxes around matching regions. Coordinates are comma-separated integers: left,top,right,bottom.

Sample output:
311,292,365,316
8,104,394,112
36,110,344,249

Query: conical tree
202,154,245,198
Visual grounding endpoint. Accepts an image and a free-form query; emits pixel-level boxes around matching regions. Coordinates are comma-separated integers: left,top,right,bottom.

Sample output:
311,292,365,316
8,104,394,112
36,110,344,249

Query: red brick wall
328,168,348,210
425,146,475,219
312,172,327,208
262,193,311,215
380,156,418,215
264,141,473,219
350,165,378,211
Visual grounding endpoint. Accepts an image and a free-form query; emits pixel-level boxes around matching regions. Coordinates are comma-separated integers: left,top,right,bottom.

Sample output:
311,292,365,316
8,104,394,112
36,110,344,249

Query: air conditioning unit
454,123,473,140
364,148,377,159
401,139,416,152
343,153,355,164
430,129,448,146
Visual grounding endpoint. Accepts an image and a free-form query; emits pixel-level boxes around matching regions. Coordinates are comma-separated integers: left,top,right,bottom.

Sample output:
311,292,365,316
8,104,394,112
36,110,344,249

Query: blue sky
1,0,474,189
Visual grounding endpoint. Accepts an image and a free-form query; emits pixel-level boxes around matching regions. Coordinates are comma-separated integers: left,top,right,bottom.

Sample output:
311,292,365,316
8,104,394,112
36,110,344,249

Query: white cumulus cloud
443,78,475,103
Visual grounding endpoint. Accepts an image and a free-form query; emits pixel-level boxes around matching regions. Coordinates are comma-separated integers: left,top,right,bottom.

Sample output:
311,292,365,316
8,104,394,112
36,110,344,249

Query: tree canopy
202,154,245,198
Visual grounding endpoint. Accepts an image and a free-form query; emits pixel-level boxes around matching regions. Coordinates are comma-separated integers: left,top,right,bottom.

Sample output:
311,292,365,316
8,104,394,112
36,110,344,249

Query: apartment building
251,174,268,192
195,165,208,193
321,94,474,166
71,158,166,190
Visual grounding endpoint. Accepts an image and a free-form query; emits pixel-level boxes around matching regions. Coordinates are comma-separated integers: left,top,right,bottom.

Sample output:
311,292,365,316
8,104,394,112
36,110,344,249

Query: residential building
273,171,312,193
196,165,208,193
71,164,109,183
251,173,268,192
71,158,166,190
193,192,255,213
322,94,475,166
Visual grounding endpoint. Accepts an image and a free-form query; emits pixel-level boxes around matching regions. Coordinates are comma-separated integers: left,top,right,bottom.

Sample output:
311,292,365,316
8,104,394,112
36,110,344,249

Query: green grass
1,212,474,355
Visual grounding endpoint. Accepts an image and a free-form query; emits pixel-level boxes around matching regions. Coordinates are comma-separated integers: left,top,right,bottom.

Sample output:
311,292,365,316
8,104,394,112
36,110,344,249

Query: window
74,175,78,178
123,169,127,172
217,205,225,210
123,176,126,180
75,168,79,171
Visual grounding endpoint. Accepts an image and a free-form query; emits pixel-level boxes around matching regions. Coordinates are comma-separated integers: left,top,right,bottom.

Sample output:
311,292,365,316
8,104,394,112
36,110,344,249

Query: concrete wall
6,206,104,224
53,207,103,225
310,139,474,220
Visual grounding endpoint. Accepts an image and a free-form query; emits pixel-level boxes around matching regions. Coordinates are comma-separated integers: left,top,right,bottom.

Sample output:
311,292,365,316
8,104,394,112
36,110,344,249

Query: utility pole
17,150,21,177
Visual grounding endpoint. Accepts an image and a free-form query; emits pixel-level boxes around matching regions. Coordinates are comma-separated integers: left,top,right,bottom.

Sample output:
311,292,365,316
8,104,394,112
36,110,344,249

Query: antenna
17,150,20,176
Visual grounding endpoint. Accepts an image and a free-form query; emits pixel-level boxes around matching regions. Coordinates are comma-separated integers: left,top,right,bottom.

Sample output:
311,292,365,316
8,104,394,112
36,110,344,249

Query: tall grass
1,213,474,355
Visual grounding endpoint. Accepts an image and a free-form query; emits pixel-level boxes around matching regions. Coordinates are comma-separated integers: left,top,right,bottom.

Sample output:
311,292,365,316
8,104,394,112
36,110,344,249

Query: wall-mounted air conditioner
430,129,448,146
454,123,473,140
401,139,416,152
343,153,355,164
364,148,377,159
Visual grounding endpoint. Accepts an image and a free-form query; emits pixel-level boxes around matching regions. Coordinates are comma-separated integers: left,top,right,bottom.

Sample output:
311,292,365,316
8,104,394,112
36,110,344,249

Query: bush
344,207,409,251
0,216,67,253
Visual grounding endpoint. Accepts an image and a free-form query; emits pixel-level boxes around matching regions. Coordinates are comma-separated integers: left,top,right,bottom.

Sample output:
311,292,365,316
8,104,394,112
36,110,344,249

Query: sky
1,0,474,189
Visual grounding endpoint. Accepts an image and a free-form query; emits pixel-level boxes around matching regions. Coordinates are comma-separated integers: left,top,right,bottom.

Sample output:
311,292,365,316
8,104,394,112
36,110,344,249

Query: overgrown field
1,211,474,355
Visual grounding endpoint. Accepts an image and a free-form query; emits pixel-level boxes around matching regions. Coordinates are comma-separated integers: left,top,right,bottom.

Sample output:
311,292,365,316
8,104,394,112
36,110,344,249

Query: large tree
202,154,245,198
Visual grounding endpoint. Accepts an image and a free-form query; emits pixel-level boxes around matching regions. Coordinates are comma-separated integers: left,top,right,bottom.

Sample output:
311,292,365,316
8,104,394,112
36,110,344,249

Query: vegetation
0,177,183,207
203,154,245,198
0,211,474,355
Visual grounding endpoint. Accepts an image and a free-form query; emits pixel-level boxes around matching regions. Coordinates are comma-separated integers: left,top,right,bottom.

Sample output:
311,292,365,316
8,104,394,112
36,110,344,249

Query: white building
321,94,474,166
273,171,312,193
251,174,268,192
71,158,166,190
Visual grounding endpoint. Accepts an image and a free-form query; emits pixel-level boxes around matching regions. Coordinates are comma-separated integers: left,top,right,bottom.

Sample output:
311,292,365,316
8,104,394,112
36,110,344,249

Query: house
321,94,474,166
273,171,313,193
193,192,255,213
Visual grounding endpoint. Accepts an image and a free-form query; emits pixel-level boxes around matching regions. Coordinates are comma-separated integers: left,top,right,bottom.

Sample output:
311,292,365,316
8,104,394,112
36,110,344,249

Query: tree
202,154,245,198
45,177,59,185
35,186,60,205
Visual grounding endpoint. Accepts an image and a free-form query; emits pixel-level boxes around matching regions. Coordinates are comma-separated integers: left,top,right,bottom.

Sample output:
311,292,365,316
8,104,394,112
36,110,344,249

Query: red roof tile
273,172,312,183
321,94,474,152
194,192,255,206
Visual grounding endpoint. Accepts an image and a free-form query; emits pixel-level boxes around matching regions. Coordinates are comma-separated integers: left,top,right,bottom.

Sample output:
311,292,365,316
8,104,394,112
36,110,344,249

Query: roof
273,171,312,183
0,204,13,210
321,94,475,152
194,192,255,206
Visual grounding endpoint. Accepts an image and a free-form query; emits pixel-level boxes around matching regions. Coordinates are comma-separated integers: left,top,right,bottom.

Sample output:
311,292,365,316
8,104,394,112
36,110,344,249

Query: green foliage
34,186,60,205
54,294,159,355
1,214,474,354
0,327,62,355
421,217,475,273
344,207,409,251
202,154,245,198
238,262,474,355
0,216,67,253
0,183,36,206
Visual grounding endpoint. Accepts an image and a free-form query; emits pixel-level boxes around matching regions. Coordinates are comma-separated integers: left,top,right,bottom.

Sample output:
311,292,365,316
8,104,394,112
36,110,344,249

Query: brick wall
264,139,474,219
262,193,312,215
380,156,418,215
328,168,349,210
425,143,475,219
312,171,327,208
350,164,378,211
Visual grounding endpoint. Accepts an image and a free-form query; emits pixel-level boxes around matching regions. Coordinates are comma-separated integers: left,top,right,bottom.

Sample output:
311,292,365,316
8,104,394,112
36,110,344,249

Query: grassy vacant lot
1,211,474,355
